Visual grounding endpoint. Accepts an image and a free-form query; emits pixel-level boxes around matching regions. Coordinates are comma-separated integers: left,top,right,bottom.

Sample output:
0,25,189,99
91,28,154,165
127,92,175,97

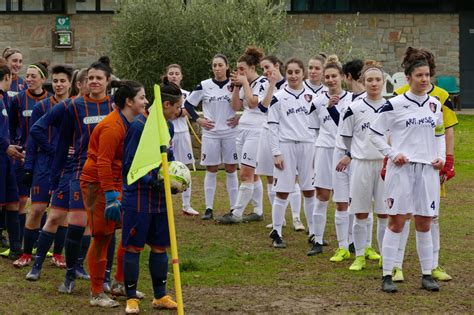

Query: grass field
1,115,473,314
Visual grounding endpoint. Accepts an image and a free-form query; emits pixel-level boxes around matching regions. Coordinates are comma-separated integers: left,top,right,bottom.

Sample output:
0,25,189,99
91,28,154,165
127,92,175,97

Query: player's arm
340,107,355,153
267,96,283,169
24,103,44,171
258,76,276,112
30,104,64,155
8,95,20,143
231,84,243,112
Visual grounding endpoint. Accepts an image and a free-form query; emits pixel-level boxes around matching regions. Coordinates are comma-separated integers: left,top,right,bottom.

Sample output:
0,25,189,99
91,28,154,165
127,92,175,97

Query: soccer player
391,47,458,282
13,65,73,268
184,54,239,220
121,79,182,314
309,55,353,257
305,54,328,97
2,47,27,97
216,46,268,224
339,60,388,271
267,58,316,248
166,64,199,216
370,58,445,293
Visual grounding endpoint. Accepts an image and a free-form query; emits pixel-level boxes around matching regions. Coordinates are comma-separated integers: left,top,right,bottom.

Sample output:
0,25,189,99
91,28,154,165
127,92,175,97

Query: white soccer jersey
351,91,367,102
239,76,269,129
340,97,386,160
313,90,353,148
186,78,236,138
370,91,444,164
171,89,190,133
267,87,317,156
304,80,328,97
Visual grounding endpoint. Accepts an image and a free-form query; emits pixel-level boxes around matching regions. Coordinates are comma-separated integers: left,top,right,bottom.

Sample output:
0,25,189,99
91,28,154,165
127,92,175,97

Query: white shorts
273,142,314,193
314,147,334,190
236,128,261,168
200,134,238,166
384,161,440,216
349,159,386,214
256,127,273,176
173,131,195,165
332,148,350,203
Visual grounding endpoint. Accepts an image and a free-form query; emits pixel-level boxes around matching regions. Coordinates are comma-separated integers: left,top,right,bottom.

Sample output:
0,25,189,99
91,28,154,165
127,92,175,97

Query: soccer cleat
152,295,178,310
242,213,263,223
0,235,8,248
0,248,10,257
292,218,305,231
421,275,440,291
216,212,242,224
125,298,140,314
308,234,315,244
348,242,355,254
58,279,75,294
201,208,213,220
382,275,398,293
432,266,452,281
182,207,199,216
349,255,366,271
111,280,145,299
269,230,286,248
392,267,404,282
13,253,32,268
51,254,66,268
322,239,329,246
90,293,120,308
365,247,382,260
75,265,90,280
47,251,53,257
26,266,41,281
329,247,351,262
307,242,323,256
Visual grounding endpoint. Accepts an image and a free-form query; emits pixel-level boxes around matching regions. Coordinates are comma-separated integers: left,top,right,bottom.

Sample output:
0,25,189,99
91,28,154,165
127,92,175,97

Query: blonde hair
324,55,343,74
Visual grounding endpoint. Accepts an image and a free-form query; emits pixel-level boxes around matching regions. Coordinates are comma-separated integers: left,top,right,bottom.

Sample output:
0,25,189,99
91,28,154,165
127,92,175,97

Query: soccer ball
159,161,191,193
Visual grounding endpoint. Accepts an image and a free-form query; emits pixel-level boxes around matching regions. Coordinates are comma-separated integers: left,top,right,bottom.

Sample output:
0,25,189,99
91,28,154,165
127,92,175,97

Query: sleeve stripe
369,127,384,136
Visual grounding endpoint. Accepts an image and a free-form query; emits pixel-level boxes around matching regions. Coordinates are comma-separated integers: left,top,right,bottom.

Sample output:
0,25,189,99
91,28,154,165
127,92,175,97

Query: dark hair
51,64,74,81
88,57,112,79
404,59,430,76
401,47,436,76
262,55,284,76
0,58,11,81
342,59,364,81
70,68,88,97
28,61,49,79
284,58,306,78
160,77,182,105
2,47,22,60
98,56,113,73
212,54,230,78
110,80,144,109
324,55,343,75
238,46,264,67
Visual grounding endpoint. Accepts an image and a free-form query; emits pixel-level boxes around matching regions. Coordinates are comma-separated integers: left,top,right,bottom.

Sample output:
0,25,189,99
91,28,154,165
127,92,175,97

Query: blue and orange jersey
8,75,27,98
8,89,50,148
24,95,60,170
51,95,113,185
80,108,130,192
122,113,174,213
0,93,10,155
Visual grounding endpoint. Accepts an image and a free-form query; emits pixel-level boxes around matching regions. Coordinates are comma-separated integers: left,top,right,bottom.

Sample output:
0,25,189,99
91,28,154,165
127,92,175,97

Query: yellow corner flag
127,84,171,185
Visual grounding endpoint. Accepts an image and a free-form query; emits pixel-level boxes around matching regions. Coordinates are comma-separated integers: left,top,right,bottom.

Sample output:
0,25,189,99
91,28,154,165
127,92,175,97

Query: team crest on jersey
386,198,394,209
429,102,437,113
304,94,313,102
227,85,233,92
83,115,107,125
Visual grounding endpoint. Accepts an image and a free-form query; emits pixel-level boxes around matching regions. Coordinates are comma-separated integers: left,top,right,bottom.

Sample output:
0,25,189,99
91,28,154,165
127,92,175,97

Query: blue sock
76,235,91,270
53,226,67,255
6,210,21,252
23,227,39,255
18,213,26,244
149,251,168,299
64,224,85,280
33,230,55,269
105,232,116,283
124,251,140,299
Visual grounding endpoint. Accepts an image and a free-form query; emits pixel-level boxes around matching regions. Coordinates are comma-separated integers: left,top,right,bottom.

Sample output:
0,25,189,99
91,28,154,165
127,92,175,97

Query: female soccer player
309,55,352,258
370,58,445,293
184,54,238,220
2,47,27,97
339,60,388,271
166,64,198,216
121,79,182,314
216,46,268,224
13,65,73,268
267,58,316,248
80,80,147,308
392,47,457,282
305,54,328,97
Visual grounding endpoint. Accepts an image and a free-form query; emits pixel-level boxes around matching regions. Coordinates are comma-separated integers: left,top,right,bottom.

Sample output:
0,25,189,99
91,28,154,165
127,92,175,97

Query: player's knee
150,246,167,253
224,164,236,173
207,165,218,173
356,213,369,219
302,190,314,198
336,202,348,211
276,192,289,200
316,189,330,202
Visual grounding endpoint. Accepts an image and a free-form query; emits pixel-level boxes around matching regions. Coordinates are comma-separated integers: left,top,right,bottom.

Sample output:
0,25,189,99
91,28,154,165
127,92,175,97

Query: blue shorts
0,155,19,205
69,179,85,211
31,154,52,203
122,211,170,251
50,167,73,210
14,160,30,198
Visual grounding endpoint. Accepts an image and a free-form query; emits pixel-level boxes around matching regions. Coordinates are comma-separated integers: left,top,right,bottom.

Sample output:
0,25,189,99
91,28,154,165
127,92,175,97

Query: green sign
56,16,70,31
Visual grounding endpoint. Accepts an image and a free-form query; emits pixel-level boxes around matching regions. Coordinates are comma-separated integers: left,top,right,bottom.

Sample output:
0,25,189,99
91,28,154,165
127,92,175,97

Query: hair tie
28,64,46,79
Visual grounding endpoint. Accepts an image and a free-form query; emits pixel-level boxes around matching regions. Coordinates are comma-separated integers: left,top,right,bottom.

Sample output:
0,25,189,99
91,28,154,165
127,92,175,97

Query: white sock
303,195,315,230
267,183,275,206
204,171,217,209
394,220,410,269
416,230,433,275
353,217,368,257
289,183,301,220
431,217,440,270
304,196,315,236
272,197,287,237
312,198,328,244
348,213,354,244
251,179,263,216
335,210,349,249
182,181,192,209
382,228,402,276
231,183,254,217
226,172,239,209
366,212,374,247
377,217,388,253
